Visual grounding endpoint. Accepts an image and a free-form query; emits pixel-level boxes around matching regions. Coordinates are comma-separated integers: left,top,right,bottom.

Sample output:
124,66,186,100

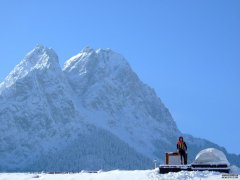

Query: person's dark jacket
177,141,187,151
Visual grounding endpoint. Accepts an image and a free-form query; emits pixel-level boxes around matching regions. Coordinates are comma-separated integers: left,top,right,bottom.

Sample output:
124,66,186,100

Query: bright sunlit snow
1,169,239,180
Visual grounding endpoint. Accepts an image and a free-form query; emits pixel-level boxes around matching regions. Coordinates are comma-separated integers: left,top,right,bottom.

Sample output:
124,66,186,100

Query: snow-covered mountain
63,47,180,159
0,45,239,171
0,46,150,171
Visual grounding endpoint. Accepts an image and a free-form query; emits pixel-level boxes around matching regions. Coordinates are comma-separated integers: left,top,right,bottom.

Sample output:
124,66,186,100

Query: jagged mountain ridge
0,45,239,171
0,45,151,171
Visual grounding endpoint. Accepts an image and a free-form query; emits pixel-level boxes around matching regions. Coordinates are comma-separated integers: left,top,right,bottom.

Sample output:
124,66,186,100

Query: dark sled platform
191,163,230,173
159,165,191,174
159,164,230,174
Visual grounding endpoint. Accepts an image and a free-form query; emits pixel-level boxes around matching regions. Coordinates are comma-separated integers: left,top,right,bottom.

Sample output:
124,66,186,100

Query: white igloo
193,148,230,165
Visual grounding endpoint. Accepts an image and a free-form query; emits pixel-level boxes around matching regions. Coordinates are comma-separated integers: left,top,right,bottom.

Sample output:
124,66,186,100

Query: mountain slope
63,47,180,159
63,47,240,166
0,45,239,171
0,46,151,171
0,45,83,170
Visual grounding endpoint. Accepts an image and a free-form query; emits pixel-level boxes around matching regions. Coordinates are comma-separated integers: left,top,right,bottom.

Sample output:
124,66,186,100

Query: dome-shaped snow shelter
193,148,230,166
159,148,230,174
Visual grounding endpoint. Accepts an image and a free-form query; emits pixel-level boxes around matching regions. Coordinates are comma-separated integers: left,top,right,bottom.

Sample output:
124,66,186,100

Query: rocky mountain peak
23,44,59,67
1,45,59,89
64,47,130,74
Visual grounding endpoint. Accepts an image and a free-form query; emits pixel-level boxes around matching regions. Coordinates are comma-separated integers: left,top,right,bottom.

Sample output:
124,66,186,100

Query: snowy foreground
0,169,239,180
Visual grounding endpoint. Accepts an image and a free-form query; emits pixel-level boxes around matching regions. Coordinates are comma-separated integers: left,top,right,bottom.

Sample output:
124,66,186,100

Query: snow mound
230,165,240,174
194,148,230,165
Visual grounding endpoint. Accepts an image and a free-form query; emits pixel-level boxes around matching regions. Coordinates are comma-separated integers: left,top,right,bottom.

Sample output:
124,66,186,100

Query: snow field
0,169,239,180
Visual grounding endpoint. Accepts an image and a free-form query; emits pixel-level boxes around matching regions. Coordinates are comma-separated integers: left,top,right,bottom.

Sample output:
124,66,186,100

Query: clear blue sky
0,0,239,154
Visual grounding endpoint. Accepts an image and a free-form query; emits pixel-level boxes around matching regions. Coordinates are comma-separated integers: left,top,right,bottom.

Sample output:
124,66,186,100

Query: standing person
177,136,187,164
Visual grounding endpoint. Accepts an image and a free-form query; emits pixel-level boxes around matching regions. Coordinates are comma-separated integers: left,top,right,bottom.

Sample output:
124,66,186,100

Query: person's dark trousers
179,150,187,164
184,152,188,164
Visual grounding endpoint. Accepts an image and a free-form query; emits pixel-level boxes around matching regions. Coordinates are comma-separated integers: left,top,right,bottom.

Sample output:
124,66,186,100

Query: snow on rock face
194,148,230,165
0,45,239,171
0,45,59,90
63,47,132,100
64,47,129,74
63,48,180,159
0,46,154,171
0,45,82,170
64,48,178,129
